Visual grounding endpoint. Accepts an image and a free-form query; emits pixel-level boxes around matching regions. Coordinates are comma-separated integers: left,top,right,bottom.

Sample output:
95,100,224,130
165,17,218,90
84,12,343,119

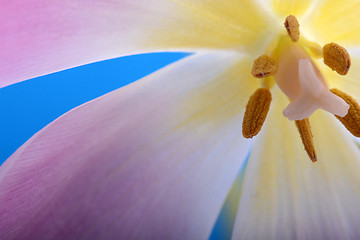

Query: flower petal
270,0,314,17
0,0,273,88
0,52,256,239
302,0,360,45
232,88,360,239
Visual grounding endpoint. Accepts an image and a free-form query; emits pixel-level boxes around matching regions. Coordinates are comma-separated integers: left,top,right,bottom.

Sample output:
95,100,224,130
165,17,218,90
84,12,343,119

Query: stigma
275,39,349,121
242,15,360,162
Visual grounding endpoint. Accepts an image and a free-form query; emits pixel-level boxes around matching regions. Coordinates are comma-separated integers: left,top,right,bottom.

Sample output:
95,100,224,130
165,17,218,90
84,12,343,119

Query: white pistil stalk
275,44,350,120
244,14,357,162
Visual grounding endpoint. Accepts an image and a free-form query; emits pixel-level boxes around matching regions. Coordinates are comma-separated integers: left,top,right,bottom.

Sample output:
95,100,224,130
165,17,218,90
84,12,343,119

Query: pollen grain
284,15,300,42
295,118,317,162
242,88,272,138
323,43,351,75
330,88,360,137
251,55,278,78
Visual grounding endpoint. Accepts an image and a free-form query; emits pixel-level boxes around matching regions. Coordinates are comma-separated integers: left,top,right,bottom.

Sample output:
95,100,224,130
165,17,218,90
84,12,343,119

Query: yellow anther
295,118,317,162
242,88,272,138
323,43,351,75
251,55,278,78
330,89,360,137
284,15,300,42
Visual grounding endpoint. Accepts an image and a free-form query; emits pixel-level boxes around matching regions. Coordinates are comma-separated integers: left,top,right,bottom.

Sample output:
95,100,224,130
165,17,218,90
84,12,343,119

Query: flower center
242,15,360,162
274,37,349,121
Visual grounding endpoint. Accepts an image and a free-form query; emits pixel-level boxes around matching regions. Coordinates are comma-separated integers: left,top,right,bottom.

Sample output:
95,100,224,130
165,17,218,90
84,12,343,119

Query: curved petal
302,0,360,46
0,0,274,88
232,88,360,239
0,52,257,239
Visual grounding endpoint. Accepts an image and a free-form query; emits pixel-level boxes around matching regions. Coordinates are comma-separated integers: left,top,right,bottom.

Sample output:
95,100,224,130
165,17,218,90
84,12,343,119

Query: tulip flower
1,0,360,239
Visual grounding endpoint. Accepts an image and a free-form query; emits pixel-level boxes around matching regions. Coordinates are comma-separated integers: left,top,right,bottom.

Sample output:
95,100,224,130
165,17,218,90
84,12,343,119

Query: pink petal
0,0,272,88
0,52,254,239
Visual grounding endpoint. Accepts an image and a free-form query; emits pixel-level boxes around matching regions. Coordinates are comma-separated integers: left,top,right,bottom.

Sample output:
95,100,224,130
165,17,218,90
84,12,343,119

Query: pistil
242,14,358,162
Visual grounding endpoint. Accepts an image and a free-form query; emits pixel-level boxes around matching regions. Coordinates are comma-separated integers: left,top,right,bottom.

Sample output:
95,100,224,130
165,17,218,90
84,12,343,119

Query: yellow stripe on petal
151,0,279,54
271,0,313,17
303,0,360,45
179,58,259,127
232,87,360,239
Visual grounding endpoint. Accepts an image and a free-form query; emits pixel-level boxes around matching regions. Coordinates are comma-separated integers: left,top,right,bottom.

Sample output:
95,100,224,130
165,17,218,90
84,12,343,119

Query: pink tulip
2,1,360,239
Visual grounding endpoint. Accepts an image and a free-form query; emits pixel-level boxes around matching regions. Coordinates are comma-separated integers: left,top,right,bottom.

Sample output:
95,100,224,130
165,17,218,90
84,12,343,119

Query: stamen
323,43,351,75
295,118,317,162
242,88,272,138
284,15,300,42
261,76,275,89
330,88,360,137
251,55,278,78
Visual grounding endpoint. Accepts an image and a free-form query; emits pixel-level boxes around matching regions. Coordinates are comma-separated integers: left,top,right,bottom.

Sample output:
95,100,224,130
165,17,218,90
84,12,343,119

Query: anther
251,55,278,78
323,43,351,75
295,118,317,162
284,15,300,42
330,88,360,137
242,88,272,138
